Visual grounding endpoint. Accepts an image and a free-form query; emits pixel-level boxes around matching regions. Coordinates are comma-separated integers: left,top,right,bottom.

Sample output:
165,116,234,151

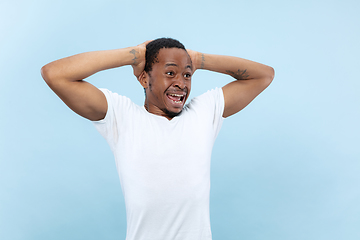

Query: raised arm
188,50,274,118
41,42,148,121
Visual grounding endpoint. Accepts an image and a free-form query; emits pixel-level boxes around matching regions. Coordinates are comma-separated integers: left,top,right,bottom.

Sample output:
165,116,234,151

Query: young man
41,38,274,240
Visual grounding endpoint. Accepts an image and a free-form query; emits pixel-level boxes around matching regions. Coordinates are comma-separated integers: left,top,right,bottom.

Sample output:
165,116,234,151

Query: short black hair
144,37,186,73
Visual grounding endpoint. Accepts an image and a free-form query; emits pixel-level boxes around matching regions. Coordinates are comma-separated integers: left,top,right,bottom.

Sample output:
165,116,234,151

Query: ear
138,71,149,89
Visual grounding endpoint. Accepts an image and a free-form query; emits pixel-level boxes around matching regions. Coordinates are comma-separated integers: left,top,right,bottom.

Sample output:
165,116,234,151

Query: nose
173,75,186,89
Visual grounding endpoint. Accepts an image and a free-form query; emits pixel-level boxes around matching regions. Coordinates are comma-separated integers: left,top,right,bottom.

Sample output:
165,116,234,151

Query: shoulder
99,88,129,102
185,87,224,110
180,87,225,123
99,88,135,110
181,88,224,137
94,88,141,124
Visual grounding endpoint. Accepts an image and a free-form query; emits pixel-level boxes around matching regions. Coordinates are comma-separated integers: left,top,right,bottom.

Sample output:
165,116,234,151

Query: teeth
169,93,184,97
167,93,184,104
169,98,182,103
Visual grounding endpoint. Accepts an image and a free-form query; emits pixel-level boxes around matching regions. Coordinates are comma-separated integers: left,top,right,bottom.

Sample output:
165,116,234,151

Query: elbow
269,66,275,81
264,66,275,87
41,64,52,84
41,63,59,87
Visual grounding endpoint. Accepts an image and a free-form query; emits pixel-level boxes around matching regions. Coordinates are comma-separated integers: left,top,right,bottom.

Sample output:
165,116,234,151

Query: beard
161,107,183,118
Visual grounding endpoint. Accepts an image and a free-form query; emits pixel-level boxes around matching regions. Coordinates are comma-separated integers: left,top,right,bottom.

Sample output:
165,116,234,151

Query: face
141,48,192,119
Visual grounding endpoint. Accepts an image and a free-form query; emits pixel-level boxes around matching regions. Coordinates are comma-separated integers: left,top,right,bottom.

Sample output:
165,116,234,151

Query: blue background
1,0,359,239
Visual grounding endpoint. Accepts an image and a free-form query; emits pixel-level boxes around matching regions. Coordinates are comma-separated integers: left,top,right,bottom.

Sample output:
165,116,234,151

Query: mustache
166,87,188,95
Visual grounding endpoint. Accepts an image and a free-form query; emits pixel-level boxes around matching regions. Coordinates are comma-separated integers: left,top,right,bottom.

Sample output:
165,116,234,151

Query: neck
143,101,180,120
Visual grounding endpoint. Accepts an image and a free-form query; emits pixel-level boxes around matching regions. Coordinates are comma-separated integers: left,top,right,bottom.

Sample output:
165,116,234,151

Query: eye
166,71,174,76
184,73,191,78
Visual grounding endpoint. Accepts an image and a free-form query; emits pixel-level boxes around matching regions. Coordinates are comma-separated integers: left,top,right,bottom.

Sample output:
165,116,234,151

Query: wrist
198,52,205,69
125,46,141,66
130,41,148,67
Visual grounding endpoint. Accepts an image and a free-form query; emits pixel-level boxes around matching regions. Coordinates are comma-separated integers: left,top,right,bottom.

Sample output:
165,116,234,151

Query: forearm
41,47,140,83
40,42,149,121
188,51,274,118
193,52,274,81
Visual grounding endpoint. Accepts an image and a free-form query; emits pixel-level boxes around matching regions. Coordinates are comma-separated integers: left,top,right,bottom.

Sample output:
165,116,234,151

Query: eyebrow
164,63,193,70
165,63,178,67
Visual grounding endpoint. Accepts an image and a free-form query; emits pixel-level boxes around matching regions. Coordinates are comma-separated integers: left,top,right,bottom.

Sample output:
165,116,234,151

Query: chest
113,111,215,170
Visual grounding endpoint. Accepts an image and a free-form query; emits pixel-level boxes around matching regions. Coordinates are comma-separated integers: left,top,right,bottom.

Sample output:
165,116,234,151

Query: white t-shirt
93,88,225,240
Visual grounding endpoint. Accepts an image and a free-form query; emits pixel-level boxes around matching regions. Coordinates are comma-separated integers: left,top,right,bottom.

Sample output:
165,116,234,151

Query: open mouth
166,93,186,104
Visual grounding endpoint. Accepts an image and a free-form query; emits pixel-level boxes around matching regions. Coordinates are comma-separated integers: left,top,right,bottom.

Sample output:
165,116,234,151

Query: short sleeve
213,87,225,138
92,88,133,151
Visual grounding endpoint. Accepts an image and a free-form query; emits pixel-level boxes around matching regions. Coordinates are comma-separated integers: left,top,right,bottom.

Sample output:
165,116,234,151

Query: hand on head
132,40,152,79
186,49,201,73
132,40,201,80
